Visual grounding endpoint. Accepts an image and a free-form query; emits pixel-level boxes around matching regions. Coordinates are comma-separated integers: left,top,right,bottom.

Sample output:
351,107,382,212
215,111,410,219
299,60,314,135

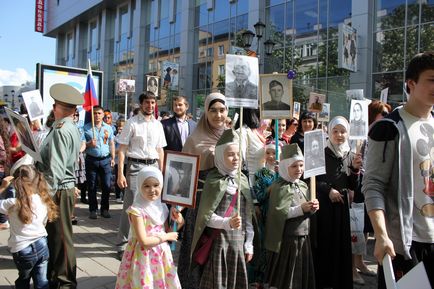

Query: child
264,143,319,289
0,165,58,289
116,166,183,289
191,129,254,289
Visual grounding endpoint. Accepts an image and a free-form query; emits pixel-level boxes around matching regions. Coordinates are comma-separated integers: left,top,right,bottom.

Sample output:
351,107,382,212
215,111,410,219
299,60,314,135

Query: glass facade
50,0,434,118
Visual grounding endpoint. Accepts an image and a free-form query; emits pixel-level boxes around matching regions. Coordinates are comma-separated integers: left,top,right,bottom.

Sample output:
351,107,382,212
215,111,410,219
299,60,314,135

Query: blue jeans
12,237,49,289
85,155,112,212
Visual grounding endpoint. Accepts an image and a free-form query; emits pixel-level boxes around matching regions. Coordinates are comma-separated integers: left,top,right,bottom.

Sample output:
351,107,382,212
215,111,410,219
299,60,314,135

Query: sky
0,1,55,86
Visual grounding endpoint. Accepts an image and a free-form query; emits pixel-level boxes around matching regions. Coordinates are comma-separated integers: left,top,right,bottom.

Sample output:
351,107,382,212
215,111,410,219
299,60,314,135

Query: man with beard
115,91,167,258
161,96,197,152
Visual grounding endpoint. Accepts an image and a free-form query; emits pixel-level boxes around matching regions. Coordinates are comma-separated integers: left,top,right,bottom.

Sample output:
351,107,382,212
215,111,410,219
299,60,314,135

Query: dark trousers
46,187,77,289
85,156,112,212
378,241,434,289
12,237,49,289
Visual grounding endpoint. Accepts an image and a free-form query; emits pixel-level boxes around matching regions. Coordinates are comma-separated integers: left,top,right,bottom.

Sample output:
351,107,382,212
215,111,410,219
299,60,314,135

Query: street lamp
11,90,15,110
3,94,8,106
242,20,276,62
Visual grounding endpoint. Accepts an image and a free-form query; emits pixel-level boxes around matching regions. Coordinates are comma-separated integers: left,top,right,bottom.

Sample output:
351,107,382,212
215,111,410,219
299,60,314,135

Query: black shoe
101,210,111,218
81,199,89,204
71,216,78,225
89,211,98,219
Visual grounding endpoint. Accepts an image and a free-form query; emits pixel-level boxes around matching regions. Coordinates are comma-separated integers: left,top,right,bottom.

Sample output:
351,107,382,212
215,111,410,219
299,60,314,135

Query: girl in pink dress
116,166,183,289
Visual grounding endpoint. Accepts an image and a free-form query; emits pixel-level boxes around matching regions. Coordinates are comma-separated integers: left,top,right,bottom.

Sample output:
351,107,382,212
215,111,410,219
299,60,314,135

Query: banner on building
161,61,179,91
338,23,357,72
35,0,44,33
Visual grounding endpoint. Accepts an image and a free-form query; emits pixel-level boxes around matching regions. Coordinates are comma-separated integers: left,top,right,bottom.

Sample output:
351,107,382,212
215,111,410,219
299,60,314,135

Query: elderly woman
314,116,362,289
177,92,228,289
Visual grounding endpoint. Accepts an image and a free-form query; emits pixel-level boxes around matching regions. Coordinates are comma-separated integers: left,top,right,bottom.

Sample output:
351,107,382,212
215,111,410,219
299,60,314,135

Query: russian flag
83,60,98,111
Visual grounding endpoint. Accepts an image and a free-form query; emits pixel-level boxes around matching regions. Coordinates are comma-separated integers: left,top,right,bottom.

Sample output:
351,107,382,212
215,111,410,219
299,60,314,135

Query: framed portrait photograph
225,54,259,109
146,75,159,98
22,89,44,121
317,103,330,122
162,151,200,208
349,99,369,140
338,23,357,72
260,73,293,119
293,101,301,120
118,79,136,94
308,92,326,113
303,129,326,179
5,107,41,162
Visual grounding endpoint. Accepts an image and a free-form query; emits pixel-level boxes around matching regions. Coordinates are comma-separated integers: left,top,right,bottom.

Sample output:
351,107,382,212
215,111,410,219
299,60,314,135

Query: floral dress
116,206,181,289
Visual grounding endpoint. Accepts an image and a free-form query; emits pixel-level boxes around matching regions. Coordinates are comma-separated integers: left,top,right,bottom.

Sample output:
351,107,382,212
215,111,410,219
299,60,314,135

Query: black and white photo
308,92,326,113
303,129,326,179
293,101,301,120
146,76,159,97
225,54,259,108
260,74,293,119
162,151,200,208
349,100,369,140
318,103,330,122
22,89,44,121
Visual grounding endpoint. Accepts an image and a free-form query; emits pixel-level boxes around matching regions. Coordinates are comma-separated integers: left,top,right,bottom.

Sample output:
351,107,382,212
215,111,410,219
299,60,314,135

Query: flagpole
88,59,96,139
125,91,128,119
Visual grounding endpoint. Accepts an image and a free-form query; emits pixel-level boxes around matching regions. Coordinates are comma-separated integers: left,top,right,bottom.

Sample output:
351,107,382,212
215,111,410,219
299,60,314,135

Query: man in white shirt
116,91,167,257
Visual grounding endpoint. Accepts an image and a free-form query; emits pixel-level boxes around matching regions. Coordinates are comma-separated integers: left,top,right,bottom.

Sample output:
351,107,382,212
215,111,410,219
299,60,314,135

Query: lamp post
11,90,15,110
242,20,275,72
3,94,8,107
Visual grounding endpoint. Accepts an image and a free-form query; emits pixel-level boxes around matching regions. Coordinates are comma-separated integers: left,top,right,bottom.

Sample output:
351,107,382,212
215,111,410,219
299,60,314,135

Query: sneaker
0,221,10,230
116,198,123,204
101,210,111,218
89,211,98,219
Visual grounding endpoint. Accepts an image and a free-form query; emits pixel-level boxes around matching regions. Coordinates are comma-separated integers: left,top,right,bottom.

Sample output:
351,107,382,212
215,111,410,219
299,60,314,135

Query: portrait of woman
146,76,159,97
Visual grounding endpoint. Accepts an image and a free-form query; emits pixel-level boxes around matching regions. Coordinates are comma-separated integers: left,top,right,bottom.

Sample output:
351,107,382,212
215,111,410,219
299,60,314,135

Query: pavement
0,198,379,289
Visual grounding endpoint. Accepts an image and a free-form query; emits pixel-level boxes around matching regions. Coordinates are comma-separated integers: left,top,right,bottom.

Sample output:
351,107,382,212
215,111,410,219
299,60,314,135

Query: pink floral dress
115,206,181,289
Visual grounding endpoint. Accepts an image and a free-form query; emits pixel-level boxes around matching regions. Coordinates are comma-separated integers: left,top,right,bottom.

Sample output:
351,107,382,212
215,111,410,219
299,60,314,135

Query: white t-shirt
399,109,434,243
117,113,167,160
0,194,48,253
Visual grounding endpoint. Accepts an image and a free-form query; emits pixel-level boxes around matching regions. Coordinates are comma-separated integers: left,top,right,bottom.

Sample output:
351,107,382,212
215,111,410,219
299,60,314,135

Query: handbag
193,190,239,265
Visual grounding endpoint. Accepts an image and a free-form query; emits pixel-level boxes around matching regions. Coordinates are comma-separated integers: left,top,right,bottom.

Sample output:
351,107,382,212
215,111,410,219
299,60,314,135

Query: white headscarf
214,142,239,194
133,166,168,225
327,116,351,158
279,155,304,183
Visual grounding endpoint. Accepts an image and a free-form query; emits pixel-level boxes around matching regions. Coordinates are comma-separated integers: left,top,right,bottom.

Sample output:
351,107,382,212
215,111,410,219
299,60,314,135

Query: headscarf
279,143,304,183
327,116,351,158
133,166,168,225
264,141,282,171
183,92,227,170
214,129,239,194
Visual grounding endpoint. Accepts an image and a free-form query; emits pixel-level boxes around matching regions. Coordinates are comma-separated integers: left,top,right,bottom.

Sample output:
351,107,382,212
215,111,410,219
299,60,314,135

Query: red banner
35,0,44,33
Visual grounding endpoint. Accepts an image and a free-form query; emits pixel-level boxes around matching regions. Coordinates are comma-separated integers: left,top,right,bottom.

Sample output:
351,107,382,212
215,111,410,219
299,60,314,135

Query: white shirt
0,194,48,253
117,113,167,160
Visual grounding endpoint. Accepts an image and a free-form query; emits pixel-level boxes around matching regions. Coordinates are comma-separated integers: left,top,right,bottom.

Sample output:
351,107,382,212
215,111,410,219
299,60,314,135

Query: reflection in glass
373,72,405,106
373,29,405,72
420,23,434,52
422,1,434,23
375,0,406,30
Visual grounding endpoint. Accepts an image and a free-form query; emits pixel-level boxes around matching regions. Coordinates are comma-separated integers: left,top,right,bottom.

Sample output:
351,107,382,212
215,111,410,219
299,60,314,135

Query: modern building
42,0,434,118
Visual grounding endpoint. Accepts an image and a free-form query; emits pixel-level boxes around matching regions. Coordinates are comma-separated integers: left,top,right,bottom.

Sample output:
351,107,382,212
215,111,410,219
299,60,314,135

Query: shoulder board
369,119,398,141
56,122,65,129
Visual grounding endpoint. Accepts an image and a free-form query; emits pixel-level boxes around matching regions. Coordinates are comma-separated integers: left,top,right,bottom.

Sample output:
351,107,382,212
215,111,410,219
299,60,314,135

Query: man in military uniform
36,83,83,289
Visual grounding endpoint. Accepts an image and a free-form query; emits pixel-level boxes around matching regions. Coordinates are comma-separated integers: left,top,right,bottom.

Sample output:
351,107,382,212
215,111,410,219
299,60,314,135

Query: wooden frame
162,151,200,208
260,73,293,119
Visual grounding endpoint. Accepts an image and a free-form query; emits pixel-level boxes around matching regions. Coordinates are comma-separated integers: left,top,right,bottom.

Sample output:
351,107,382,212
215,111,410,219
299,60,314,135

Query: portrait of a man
22,89,44,121
263,80,291,111
226,58,258,100
349,101,366,137
303,129,326,178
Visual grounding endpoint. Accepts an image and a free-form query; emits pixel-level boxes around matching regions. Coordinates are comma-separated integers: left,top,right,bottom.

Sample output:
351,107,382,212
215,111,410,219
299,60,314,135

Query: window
219,65,225,75
207,47,214,57
218,45,224,56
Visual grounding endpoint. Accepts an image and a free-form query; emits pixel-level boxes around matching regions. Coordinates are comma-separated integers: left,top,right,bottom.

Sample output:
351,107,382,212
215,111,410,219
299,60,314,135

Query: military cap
216,129,239,147
49,83,84,106
280,143,304,164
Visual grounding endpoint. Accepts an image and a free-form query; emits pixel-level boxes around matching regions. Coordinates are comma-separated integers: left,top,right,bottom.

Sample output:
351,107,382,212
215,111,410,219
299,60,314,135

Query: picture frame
22,89,44,121
317,103,330,122
303,129,326,179
260,73,293,119
307,92,326,113
118,79,136,94
162,151,200,208
349,99,369,140
293,101,301,120
225,54,259,109
146,75,160,98
5,107,42,163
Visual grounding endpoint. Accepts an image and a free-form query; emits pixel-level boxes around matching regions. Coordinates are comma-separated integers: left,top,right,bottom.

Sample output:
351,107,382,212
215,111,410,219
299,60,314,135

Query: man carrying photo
226,59,257,100
36,83,83,289
263,80,291,110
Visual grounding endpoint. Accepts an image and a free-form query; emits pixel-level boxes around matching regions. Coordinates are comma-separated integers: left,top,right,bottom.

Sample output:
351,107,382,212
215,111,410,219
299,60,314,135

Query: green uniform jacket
36,117,81,196
264,178,309,253
190,168,254,261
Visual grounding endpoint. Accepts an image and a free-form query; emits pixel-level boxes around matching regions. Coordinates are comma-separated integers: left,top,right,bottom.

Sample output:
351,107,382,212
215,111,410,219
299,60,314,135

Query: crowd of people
0,52,433,289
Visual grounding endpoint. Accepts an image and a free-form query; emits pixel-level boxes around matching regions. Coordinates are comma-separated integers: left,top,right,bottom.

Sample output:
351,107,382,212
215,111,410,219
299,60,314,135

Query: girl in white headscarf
116,166,184,289
313,116,363,289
